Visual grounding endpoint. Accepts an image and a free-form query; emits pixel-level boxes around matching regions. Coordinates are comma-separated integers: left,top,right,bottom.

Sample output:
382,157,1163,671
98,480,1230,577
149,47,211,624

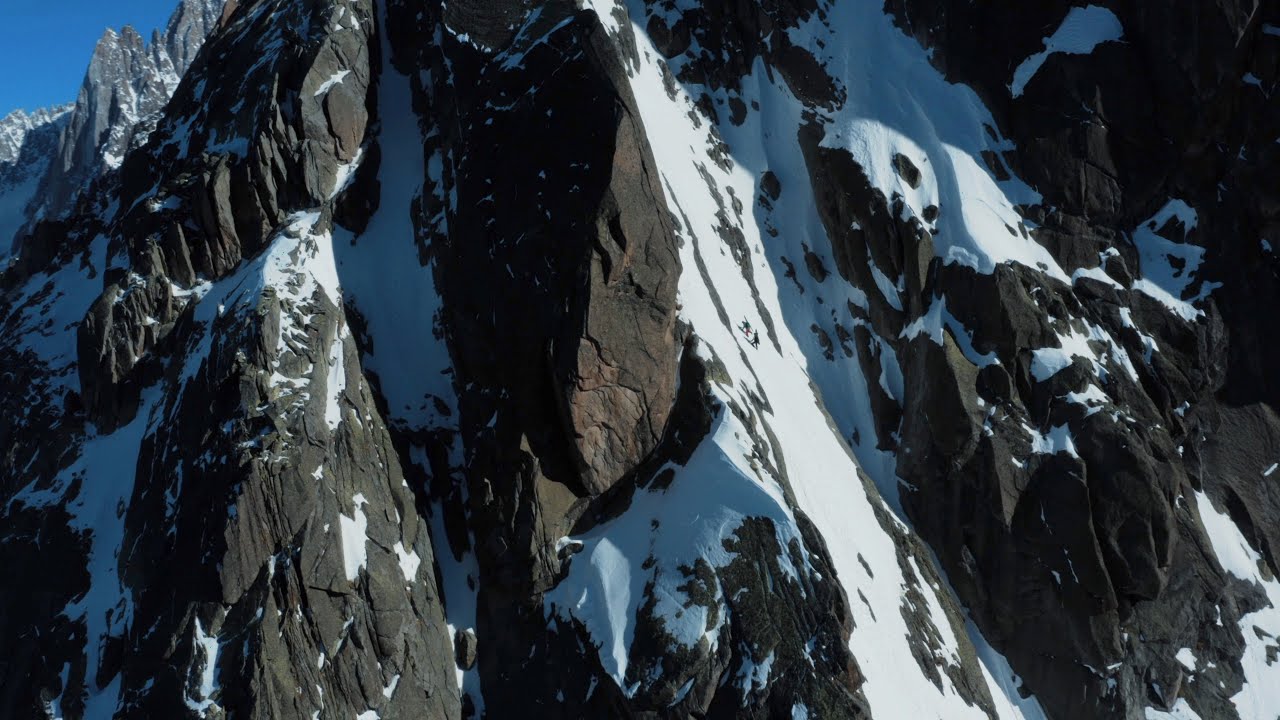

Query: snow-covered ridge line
0,105,75,166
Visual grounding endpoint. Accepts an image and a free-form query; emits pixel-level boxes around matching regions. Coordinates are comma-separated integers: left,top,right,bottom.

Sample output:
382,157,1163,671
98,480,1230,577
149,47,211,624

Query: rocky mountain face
0,1,1277,719
16,0,227,237
0,106,73,257
0,107,72,167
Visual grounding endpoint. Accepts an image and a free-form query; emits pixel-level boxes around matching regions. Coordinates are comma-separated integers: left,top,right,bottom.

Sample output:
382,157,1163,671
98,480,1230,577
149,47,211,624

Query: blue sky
0,0,177,114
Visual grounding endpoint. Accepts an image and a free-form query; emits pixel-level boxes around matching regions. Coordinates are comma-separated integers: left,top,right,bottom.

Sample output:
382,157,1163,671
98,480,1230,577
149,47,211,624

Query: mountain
0,105,72,258
0,0,1277,719
1,0,227,259
0,107,72,167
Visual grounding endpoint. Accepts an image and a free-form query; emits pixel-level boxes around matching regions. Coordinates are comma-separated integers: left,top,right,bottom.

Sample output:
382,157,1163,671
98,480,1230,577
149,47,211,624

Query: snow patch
339,493,370,582
736,649,777,700
184,619,221,716
1011,6,1124,98
1144,699,1203,720
1023,423,1080,458
1063,384,1108,416
901,296,999,367
325,325,348,430
1196,491,1280,717
313,69,351,97
1130,199,1215,321
545,404,807,693
1031,320,1137,383
1175,647,1197,672
382,674,401,700
393,541,421,582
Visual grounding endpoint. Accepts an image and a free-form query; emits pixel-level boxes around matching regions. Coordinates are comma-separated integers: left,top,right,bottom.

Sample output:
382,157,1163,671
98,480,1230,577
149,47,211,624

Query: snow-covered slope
542,1,1048,716
0,106,72,166
0,106,72,258
1,0,1278,718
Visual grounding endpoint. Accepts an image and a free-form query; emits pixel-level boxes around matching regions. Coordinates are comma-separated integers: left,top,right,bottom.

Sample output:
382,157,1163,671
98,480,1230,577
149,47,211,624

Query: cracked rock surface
1,1,1278,719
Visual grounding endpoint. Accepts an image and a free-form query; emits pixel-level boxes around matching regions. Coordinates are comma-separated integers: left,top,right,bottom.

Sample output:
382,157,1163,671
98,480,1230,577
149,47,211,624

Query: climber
750,332,761,349
739,318,753,337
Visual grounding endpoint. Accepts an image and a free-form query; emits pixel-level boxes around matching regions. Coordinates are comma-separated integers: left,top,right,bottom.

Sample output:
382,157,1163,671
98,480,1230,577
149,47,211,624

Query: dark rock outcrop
1,0,1278,719
0,1,456,718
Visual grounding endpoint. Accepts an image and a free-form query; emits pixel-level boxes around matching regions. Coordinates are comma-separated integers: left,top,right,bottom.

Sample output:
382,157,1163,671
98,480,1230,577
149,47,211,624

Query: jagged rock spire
28,0,228,224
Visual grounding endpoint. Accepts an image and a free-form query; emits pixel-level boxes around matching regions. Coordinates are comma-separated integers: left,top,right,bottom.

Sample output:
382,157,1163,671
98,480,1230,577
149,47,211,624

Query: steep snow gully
547,1,1049,717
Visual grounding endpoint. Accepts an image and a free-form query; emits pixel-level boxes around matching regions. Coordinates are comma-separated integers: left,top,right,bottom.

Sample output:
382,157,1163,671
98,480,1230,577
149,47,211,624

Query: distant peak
0,103,74,130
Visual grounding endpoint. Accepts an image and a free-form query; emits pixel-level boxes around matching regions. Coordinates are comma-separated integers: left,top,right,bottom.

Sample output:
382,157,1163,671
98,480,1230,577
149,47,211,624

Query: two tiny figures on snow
739,319,761,349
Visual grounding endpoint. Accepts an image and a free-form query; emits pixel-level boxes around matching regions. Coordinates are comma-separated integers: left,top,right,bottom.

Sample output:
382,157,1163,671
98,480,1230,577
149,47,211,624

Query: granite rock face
0,107,73,169
2,1,1279,719
0,105,73,256
877,2,1280,717
19,0,227,234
